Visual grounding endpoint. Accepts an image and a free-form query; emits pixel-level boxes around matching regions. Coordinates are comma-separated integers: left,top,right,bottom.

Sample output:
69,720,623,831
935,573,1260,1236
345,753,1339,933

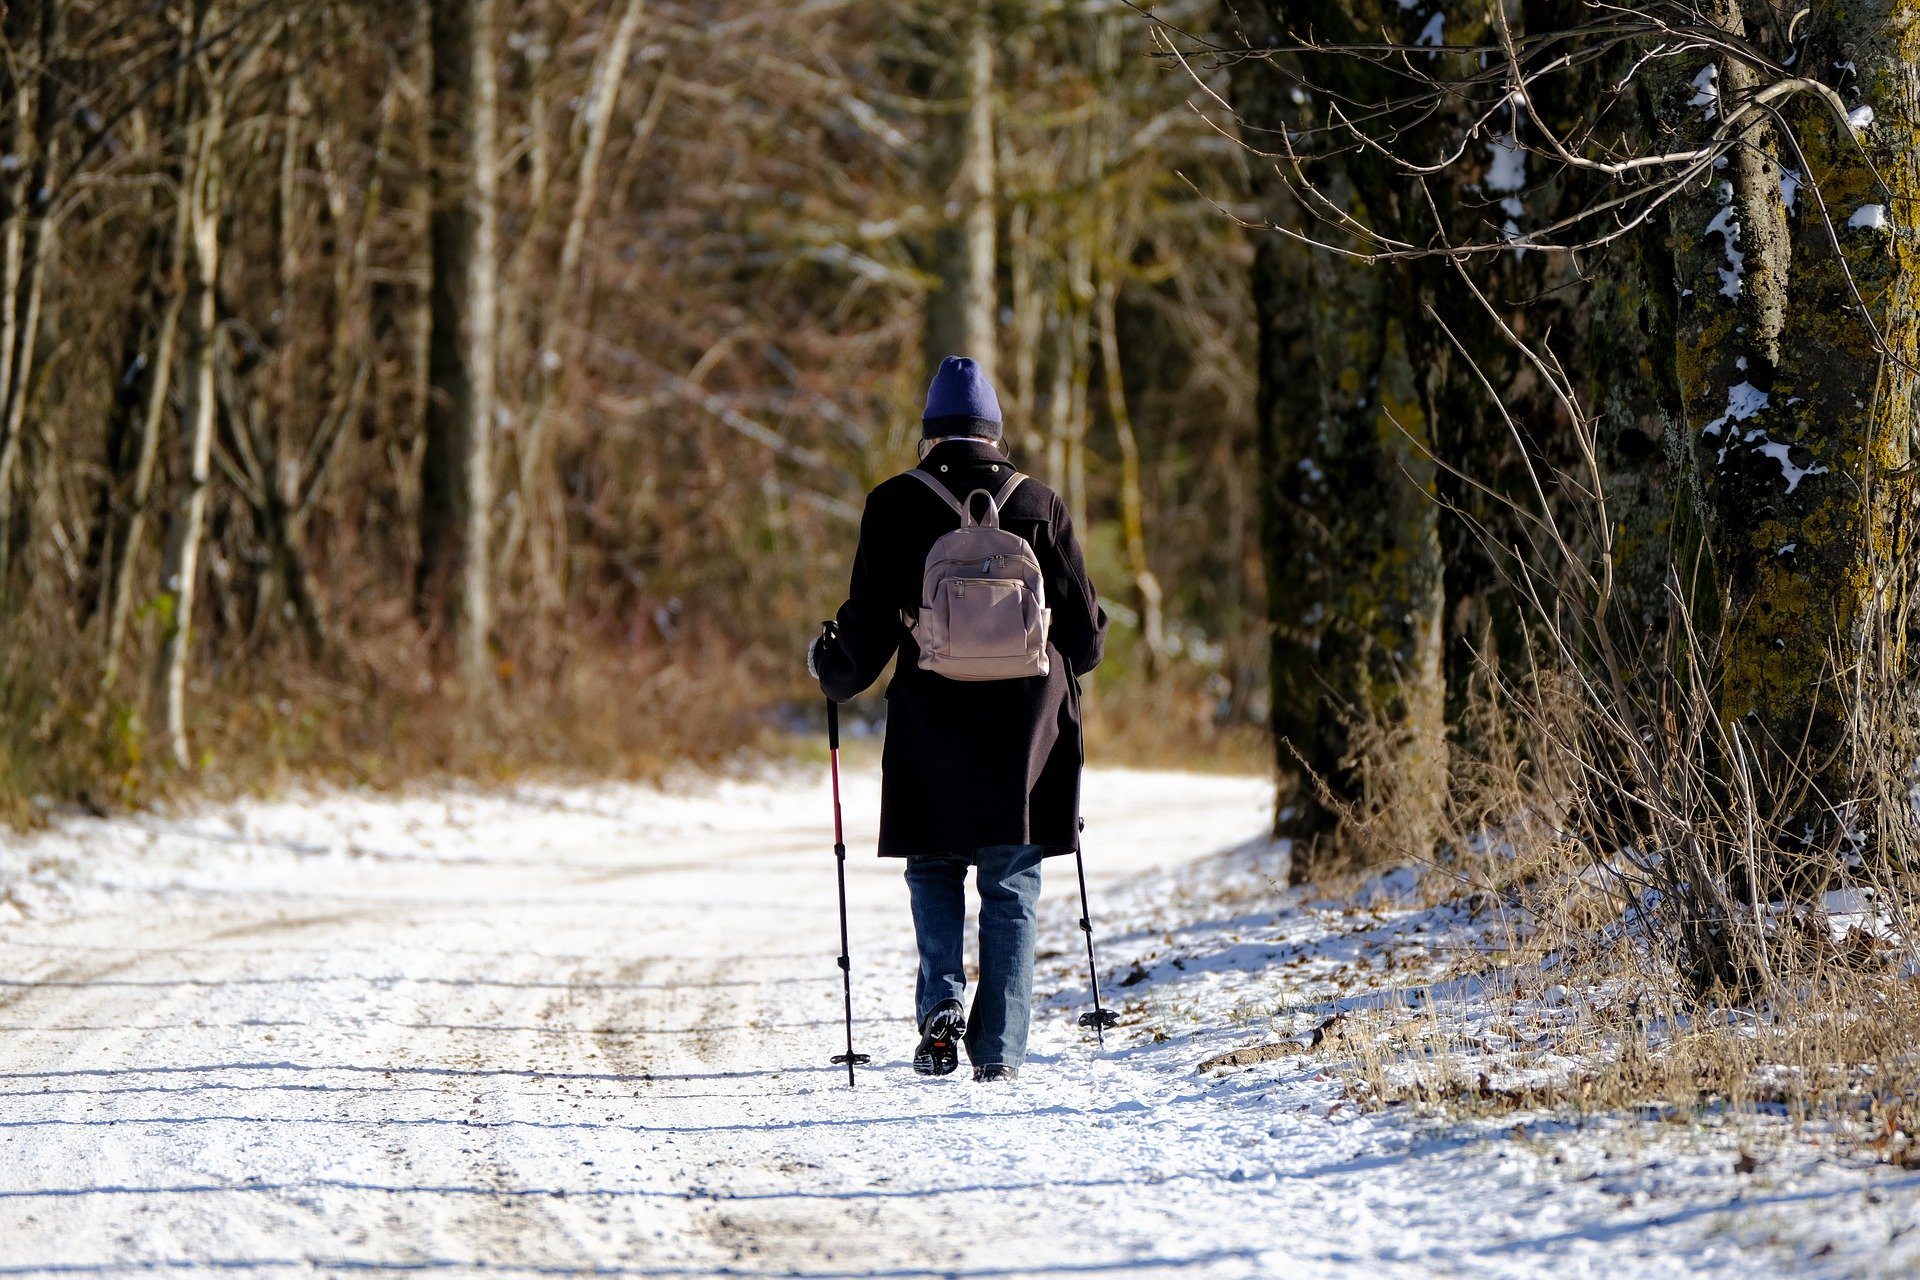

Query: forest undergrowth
0,609,776,826
0,607,1261,829
1308,660,1920,1166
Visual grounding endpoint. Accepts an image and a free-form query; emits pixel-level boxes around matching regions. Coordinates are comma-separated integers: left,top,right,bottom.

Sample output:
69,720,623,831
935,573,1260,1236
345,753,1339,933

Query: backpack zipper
929,552,1037,574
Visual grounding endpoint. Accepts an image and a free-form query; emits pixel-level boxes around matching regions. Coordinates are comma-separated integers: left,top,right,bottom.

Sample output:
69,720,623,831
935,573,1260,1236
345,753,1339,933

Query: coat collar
922,437,1012,469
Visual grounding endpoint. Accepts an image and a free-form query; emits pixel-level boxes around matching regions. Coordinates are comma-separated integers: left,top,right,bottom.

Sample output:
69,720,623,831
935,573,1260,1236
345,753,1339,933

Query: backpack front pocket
942,578,1032,658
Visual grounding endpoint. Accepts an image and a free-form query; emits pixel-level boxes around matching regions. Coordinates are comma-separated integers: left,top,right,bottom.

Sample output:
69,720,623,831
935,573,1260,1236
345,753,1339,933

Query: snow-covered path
1,767,1915,1277
0,769,1275,1275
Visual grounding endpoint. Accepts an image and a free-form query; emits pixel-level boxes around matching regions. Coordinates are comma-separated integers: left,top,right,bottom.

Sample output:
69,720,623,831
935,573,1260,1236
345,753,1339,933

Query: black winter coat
815,438,1107,858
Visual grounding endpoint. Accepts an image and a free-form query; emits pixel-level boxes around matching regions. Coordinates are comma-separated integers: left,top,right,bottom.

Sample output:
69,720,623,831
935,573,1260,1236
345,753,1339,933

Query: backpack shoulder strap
905,467,966,520
993,472,1026,507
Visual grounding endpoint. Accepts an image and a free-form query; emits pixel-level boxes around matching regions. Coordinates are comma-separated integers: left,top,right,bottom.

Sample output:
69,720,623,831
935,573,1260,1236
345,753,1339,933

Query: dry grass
1276,345,1920,1143
1301,669,1920,1162
0,610,772,828
2,602,1268,830
1083,669,1271,775
1334,957,1920,1152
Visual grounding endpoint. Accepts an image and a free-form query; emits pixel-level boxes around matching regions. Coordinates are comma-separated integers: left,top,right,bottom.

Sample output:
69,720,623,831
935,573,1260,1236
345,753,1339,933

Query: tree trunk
102,287,184,691
499,0,646,614
0,0,63,579
1234,2,1448,873
1007,200,1042,454
1063,232,1091,532
1089,11,1165,676
1043,290,1070,495
419,0,499,694
153,66,225,769
921,0,996,382
1096,273,1167,675
1671,1,1920,875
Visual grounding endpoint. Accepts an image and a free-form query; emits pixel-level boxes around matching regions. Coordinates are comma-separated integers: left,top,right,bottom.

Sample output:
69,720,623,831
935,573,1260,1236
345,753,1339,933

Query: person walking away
810,356,1107,1083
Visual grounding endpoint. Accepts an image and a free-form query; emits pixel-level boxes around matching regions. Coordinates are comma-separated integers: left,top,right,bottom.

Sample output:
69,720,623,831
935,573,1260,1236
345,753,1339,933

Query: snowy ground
1,765,1917,1277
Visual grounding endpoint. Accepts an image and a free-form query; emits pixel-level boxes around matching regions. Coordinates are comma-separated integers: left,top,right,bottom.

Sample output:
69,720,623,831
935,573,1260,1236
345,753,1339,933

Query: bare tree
920,0,997,380
0,0,1264,823
419,0,500,694
99,201,188,692
498,0,650,617
0,0,63,574
153,0,230,767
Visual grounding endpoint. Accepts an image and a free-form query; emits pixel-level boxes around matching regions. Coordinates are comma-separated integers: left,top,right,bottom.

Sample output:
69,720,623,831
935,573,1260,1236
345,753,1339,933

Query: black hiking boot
972,1064,1018,1083
913,1000,965,1077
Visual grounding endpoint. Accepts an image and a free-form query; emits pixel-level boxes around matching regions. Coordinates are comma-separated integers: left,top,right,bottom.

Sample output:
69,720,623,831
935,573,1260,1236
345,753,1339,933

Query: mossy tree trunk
1516,0,1691,676
1233,2,1448,874
1666,0,1919,875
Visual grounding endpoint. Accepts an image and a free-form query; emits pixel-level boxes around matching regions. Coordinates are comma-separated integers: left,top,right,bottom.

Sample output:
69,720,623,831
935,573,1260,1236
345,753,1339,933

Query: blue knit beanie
921,355,1003,440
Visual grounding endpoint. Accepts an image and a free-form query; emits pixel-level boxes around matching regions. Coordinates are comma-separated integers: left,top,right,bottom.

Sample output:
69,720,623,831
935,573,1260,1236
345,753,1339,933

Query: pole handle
821,621,842,749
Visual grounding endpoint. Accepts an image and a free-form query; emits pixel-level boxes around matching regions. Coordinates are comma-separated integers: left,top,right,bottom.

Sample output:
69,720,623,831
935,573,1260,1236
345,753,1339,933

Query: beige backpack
905,469,1051,681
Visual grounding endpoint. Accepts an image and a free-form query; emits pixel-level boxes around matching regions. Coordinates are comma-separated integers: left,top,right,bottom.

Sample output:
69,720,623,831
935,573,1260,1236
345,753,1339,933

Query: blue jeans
904,844,1044,1070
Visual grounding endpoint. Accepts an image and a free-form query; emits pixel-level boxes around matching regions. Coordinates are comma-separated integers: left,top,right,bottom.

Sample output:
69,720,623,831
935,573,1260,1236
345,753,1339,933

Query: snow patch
1701,380,1769,439
1415,11,1445,47
1687,64,1718,119
1353,864,1425,908
1848,104,1875,130
1699,381,1827,493
1486,134,1526,252
1485,134,1526,192
1704,187,1744,298
1779,167,1800,211
1849,203,1889,230
1822,888,1897,942
1749,436,1829,494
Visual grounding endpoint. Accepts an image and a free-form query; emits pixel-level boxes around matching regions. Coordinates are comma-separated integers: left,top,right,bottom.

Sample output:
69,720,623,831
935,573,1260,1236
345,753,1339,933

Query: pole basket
1078,1008,1119,1031
831,1052,873,1066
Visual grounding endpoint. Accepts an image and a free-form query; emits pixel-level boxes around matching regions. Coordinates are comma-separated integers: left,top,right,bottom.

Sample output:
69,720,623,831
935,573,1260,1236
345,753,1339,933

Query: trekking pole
1073,826,1119,1045
822,623,870,1086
